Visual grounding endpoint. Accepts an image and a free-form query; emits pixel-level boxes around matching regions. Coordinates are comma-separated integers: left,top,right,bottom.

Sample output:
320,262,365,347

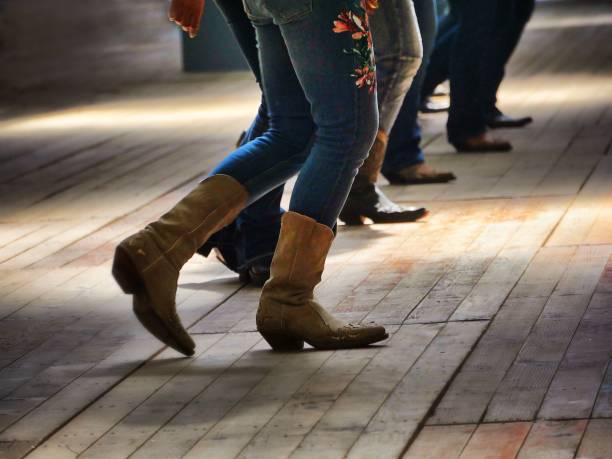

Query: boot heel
260,332,304,351
112,247,142,294
339,208,365,226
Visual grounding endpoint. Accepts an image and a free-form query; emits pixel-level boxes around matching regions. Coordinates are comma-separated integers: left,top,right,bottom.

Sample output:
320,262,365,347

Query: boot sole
385,176,456,185
112,246,195,357
259,332,305,352
260,330,389,351
306,332,389,350
340,209,428,225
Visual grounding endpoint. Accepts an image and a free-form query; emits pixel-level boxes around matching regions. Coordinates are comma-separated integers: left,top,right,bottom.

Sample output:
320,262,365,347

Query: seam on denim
274,0,313,25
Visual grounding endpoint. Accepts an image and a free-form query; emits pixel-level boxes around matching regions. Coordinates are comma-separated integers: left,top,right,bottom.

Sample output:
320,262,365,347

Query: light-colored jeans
371,0,423,133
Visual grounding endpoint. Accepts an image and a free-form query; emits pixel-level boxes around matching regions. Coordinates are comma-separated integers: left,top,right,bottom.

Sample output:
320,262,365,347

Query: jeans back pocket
244,0,313,25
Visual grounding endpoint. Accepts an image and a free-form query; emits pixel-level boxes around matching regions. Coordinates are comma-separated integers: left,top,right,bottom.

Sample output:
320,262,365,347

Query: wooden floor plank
346,321,487,459
546,154,612,247
0,2,609,458
483,245,612,422
575,419,612,459
0,336,161,459
458,422,531,459
538,291,612,420
427,246,576,425
516,420,587,459
236,347,379,459
290,324,442,459
402,425,476,459
181,350,333,459
128,341,296,459
451,197,569,321
65,333,259,459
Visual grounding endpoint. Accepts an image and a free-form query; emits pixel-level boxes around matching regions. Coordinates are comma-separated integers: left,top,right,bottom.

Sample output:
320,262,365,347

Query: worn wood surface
1,1,611,458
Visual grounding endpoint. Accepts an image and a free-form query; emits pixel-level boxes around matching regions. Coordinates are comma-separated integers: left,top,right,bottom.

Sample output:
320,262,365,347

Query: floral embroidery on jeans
333,0,377,92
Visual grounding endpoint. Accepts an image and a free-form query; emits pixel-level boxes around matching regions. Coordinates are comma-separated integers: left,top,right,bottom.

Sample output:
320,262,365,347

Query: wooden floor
1,1,611,458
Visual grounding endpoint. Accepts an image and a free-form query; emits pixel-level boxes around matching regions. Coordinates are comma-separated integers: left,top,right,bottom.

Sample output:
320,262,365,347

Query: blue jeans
207,0,284,271
211,0,378,228
446,0,536,142
421,0,534,118
480,0,535,116
420,12,457,101
207,0,420,271
383,0,438,171
371,0,423,134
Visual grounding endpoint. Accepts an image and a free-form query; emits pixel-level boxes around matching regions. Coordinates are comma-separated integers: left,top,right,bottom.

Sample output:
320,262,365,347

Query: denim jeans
480,0,535,116
421,0,534,119
208,0,419,270
446,0,500,144
210,0,378,228
383,0,438,171
209,0,284,271
419,11,457,101
371,0,423,134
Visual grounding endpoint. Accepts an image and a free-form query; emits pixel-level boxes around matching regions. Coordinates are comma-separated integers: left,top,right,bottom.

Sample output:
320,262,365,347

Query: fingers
168,0,181,22
168,0,202,38
182,10,195,35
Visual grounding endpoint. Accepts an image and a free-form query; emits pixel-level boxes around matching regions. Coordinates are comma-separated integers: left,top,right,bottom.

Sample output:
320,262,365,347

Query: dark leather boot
339,130,427,225
452,132,512,153
383,163,456,185
487,112,533,129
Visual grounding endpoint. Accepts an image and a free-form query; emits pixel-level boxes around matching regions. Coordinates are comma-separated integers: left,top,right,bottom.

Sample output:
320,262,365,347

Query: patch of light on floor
0,101,256,134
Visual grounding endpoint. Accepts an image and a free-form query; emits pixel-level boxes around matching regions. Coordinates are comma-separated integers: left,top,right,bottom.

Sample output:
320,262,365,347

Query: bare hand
169,0,205,38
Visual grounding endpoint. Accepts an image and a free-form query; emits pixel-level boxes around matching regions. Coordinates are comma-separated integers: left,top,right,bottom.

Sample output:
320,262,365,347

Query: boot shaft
262,212,334,301
147,174,248,269
354,129,389,187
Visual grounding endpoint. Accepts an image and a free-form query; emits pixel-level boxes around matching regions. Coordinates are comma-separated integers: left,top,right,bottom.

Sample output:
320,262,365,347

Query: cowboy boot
339,130,427,225
257,211,388,351
112,175,248,356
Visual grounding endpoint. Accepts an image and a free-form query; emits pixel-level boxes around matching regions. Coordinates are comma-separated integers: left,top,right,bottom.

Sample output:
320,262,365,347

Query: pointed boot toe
112,175,248,357
133,293,195,356
340,183,427,225
113,234,195,356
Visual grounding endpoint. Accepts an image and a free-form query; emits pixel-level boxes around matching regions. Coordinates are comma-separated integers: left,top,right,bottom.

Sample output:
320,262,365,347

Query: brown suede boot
112,175,248,356
340,130,427,225
257,211,388,351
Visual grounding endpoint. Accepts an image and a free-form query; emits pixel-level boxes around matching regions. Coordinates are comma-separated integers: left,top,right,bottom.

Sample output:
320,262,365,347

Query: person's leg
373,0,423,136
214,0,268,140
482,0,535,127
383,0,436,173
419,12,457,102
381,0,455,184
112,0,388,355
339,0,429,225
447,0,511,152
202,0,284,284
247,0,386,350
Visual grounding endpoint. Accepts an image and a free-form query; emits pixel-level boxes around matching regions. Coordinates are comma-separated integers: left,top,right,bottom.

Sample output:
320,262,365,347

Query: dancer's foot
112,175,248,356
339,182,427,225
419,97,450,114
487,111,533,129
452,132,512,153
257,212,388,351
383,163,456,185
